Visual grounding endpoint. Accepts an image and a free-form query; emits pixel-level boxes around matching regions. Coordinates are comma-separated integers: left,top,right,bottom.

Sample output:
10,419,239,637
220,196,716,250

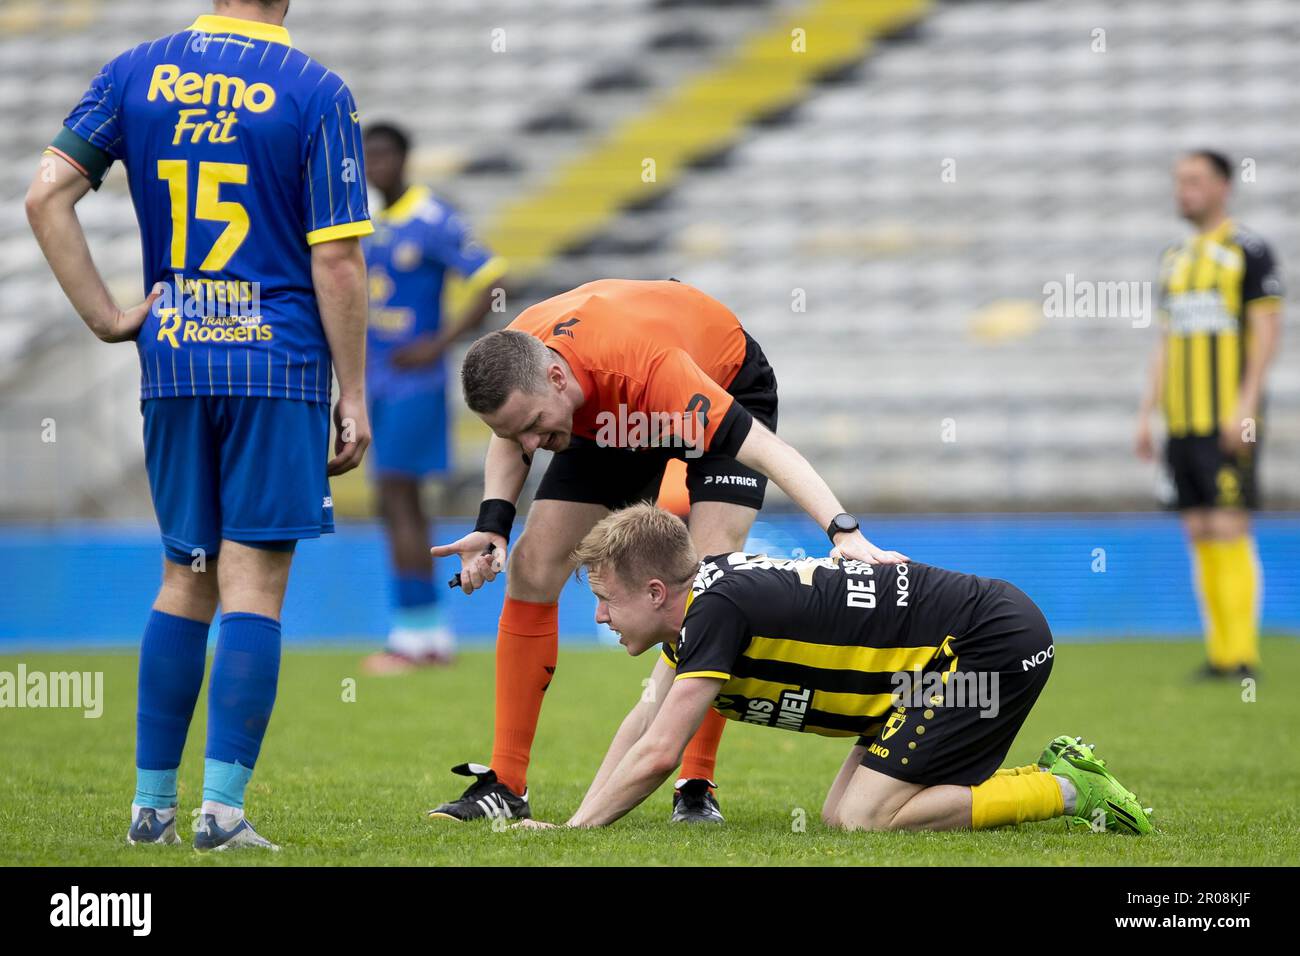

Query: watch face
834,515,858,533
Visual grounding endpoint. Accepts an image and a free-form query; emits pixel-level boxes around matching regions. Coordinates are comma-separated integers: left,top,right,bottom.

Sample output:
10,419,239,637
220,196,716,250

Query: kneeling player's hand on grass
432,530,507,594
510,819,557,830
831,531,908,565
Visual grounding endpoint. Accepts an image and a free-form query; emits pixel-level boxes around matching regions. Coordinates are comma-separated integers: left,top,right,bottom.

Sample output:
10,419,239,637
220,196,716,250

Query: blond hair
572,503,699,588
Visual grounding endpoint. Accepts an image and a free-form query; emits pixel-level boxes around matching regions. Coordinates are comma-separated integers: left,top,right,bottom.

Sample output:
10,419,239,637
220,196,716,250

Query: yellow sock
1213,536,1260,668
994,764,1041,777
1192,539,1231,669
970,771,1064,829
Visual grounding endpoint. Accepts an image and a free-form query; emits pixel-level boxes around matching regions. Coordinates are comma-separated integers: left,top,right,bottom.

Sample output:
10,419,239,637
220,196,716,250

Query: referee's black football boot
670,778,724,824
426,763,531,822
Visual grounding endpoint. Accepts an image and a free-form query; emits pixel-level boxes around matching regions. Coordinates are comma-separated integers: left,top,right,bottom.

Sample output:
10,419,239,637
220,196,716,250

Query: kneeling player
521,505,1154,834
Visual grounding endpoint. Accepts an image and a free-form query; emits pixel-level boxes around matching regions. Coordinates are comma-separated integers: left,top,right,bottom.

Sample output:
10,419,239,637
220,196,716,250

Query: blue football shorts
141,396,334,564
368,385,450,479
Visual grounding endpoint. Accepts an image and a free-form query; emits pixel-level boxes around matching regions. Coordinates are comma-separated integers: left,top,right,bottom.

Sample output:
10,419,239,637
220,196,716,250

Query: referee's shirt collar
188,14,292,47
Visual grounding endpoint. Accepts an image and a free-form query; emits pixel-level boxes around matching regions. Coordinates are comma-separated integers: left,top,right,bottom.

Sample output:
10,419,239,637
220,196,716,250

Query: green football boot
1037,735,1087,771
1029,738,1102,775
1046,740,1154,835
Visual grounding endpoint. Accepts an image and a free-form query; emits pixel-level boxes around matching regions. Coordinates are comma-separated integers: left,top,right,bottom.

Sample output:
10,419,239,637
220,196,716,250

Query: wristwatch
826,513,859,542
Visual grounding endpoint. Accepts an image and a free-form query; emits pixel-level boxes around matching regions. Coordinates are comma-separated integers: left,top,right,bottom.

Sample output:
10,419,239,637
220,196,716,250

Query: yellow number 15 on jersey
156,159,249,272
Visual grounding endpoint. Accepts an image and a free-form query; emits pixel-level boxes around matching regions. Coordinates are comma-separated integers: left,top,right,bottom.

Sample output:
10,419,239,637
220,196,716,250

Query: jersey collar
1197,217,1234,244
188,14,292,47
380,185,433,225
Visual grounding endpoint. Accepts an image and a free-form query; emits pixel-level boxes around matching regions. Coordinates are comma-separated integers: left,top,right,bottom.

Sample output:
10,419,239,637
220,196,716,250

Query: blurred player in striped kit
359,123,508,673
1136,150,1284,679
25,0,373,849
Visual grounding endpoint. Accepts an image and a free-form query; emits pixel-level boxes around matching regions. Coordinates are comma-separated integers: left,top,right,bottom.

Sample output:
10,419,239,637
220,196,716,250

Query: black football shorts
1166,434,1260,511
857,581,1055,787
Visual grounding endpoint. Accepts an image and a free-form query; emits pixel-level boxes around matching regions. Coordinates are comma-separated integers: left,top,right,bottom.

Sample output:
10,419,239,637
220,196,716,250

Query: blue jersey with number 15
52,14,372,403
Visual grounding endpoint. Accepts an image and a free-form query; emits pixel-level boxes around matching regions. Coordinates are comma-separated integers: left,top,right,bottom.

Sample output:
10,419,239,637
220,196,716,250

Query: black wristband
474,498,517,541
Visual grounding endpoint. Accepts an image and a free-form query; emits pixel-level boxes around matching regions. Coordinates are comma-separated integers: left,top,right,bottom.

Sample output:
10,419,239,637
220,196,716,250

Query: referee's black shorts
534,332,778,512
857,581,1054,787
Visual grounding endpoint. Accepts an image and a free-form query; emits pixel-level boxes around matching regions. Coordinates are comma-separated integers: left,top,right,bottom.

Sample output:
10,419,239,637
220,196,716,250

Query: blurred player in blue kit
25,0,373,850
360,123,508,673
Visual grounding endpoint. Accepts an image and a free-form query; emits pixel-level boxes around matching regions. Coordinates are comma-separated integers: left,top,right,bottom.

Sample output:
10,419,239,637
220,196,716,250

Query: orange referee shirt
507,279,751,453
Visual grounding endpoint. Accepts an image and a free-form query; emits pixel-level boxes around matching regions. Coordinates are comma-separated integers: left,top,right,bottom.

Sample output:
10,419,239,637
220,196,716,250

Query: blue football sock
393,572,437,611
134,768,180,812
389,572,446,653
135,609,210,808
202,758,254,810
203,612,281,808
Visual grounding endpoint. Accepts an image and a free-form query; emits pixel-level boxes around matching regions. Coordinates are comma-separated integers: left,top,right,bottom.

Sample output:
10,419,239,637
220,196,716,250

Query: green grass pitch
2,639,1297,866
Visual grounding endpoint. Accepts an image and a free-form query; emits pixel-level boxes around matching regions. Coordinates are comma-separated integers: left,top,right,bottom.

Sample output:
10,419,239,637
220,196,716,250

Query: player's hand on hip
328,393,371,476
831,530,908,565
432,530,507,594
97,284,163,343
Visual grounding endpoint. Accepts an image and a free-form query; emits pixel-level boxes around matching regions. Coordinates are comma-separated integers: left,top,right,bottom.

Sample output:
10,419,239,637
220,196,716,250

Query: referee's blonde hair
572,503,698,589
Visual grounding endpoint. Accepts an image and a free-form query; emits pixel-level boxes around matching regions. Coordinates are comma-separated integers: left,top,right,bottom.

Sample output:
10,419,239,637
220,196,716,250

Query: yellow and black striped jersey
660,553,994,738
1158,220,1283,438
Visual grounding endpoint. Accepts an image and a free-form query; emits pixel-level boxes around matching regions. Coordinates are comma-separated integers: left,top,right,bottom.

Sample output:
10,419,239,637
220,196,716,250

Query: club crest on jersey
880,708,907,741
393,241,422,271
